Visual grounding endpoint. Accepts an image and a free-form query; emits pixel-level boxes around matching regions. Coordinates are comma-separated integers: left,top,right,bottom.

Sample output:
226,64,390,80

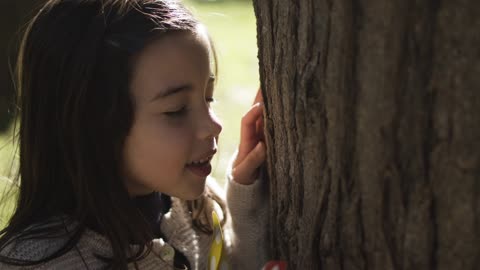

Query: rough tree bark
252,0,479,269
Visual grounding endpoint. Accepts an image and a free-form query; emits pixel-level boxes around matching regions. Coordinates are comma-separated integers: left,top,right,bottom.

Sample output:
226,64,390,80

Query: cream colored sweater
0,176,269,270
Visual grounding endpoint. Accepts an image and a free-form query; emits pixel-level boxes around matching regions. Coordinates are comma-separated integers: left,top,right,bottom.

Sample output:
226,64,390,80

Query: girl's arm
224,89,269,269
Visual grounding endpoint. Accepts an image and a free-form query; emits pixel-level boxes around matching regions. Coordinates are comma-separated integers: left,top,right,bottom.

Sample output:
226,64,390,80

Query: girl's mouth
186,161,212,178
186,150,216,178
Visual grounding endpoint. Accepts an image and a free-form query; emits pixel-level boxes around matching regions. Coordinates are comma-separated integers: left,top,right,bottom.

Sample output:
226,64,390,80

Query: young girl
0,0,269,269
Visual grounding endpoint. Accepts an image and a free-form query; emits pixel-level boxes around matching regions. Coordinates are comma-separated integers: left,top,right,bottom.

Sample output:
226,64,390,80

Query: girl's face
123,30,222,199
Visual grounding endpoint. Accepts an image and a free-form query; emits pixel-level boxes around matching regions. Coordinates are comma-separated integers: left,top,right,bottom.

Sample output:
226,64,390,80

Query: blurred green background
0,0,258,227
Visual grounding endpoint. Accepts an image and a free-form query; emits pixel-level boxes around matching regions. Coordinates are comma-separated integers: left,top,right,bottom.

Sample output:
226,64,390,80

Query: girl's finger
253,87,265,141
237,103,264,161
256,115,264,141
253,87,264,105
232,142,266,185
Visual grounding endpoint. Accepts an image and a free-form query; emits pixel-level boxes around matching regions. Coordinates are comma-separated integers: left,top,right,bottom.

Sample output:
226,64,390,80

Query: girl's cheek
163,117,187,128
155,116,193,138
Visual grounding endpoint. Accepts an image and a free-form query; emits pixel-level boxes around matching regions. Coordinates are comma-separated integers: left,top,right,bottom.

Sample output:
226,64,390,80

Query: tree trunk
252,0,479,269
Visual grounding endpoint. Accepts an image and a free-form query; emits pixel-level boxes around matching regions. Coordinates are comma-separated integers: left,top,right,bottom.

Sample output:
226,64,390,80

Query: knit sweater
0,175,269,270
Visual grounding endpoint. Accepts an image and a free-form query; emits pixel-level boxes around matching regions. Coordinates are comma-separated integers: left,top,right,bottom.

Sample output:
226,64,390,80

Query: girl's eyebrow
150,75,215,102
150,84,192,102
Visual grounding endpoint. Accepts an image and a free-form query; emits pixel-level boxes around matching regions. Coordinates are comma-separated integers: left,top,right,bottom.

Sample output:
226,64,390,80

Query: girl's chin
180,188,206,201
146,183,206,200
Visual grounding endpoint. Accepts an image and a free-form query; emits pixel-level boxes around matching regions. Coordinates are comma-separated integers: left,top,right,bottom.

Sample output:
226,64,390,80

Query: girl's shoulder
1,222,188,270
1,217,69,259
0,218,112,269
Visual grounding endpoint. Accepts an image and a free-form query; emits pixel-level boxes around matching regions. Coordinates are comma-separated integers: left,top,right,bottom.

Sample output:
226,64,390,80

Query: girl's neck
85,192,171,240
132,191,171,238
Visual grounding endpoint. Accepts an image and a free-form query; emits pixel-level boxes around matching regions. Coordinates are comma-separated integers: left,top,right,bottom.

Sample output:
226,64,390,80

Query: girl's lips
188,149,217,165
186,163,212,178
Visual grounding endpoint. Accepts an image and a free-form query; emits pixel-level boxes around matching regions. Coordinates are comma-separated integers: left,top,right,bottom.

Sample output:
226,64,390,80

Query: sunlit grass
0,126,17,228
0,177,16,229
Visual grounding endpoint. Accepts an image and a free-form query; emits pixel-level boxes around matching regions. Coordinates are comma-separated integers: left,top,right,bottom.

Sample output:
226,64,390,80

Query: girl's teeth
189,157,210,165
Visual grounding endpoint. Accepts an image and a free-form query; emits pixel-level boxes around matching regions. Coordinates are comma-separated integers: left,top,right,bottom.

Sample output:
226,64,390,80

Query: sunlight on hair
195,23,208,37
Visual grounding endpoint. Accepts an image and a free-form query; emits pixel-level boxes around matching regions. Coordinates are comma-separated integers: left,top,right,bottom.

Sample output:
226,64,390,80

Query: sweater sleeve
223,151,269,270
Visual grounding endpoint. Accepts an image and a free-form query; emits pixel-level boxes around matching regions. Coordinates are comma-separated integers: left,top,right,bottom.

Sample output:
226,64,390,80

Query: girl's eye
165,107,187,117
206,97,216,103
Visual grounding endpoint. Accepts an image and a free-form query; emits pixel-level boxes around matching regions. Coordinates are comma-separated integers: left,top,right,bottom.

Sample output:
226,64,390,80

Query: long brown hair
0,0,225,268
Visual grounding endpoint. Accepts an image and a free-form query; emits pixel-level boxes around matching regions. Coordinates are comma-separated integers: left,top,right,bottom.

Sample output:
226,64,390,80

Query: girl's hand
231,89,266,185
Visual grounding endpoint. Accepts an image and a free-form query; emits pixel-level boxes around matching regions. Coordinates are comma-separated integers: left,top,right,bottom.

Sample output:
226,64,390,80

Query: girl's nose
199,110,222,140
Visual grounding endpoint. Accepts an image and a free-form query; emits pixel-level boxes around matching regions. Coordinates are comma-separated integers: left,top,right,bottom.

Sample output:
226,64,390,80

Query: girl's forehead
138,30,211,69
194,24,211,51
129,31,212,103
